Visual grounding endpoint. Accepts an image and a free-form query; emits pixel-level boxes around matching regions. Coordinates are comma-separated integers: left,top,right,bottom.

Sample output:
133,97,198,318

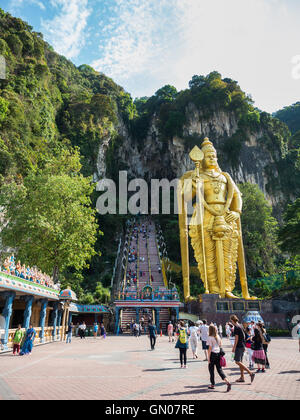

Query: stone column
115,307,120,335
22,295,34,330
155,308,160,334
136,307,140,324
1,292,16,351
39,299,48,343
57,309,63,340
175,307,179,321
51,302,58,341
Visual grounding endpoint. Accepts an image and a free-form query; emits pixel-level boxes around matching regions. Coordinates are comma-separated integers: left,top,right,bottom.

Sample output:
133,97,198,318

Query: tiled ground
0,335,299,400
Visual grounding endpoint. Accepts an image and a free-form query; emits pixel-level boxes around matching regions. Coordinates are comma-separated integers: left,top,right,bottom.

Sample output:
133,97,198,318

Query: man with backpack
175,321,189,368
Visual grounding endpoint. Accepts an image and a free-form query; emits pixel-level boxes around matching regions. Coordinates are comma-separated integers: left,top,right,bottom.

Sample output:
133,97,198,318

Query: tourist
19,325,36,356
199,320,209,361
245,326,254,369
12,325,24,355
257,323,270,369
218,324,223,337
230,315,255,384
207,325,231,392
297,321,300,352
78,322,86,339
148,321,157,350
249,321,256,335
251,328,266,372
188,321,199,359
93,322,99,339
225,322,231,339
100,322,106,339
66,322,73,344
167,321,174,343
175,321,189,368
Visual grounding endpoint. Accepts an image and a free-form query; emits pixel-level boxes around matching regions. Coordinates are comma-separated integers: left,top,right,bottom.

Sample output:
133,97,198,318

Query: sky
2,0,300,113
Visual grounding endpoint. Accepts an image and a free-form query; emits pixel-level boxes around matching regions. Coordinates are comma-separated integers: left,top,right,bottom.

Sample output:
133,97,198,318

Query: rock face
99,105,287,213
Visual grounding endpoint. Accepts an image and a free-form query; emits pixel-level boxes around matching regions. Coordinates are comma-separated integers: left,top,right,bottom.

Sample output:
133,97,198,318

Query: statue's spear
189,147,209,295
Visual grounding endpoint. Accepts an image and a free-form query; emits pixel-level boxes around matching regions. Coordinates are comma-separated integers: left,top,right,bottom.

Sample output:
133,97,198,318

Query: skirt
252,349,266,365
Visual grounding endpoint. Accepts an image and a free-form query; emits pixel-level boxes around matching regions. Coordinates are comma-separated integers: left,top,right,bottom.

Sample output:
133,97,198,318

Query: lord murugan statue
178,137,256,301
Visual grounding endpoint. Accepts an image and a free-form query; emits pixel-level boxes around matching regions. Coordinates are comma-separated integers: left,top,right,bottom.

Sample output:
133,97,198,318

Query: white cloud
10,0,46,11
41,0,91,59
90,0,300,112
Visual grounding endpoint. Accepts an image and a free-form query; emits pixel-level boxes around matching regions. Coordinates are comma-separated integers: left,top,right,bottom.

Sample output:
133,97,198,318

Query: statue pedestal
185,293,277,327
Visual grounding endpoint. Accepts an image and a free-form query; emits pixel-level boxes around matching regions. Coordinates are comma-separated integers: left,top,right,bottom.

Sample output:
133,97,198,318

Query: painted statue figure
178,137,256,301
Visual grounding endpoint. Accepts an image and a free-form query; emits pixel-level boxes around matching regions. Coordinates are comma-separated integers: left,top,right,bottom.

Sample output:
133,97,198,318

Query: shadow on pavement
278,370,300,374
143,368,180,372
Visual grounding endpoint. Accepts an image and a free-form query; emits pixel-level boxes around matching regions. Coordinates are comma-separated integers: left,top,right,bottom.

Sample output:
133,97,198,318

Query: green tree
239,183,280,277
94,282,111,304
278,198,300,255
0,150,99,282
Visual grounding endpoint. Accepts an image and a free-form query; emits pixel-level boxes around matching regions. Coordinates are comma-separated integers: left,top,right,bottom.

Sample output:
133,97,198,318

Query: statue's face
203,151,217,169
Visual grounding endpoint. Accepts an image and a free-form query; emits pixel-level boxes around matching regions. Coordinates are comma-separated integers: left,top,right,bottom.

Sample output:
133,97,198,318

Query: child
13,325,24,355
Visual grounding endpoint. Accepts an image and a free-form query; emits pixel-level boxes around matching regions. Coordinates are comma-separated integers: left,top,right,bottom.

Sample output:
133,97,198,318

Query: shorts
234,347,245,362
202,340,209,350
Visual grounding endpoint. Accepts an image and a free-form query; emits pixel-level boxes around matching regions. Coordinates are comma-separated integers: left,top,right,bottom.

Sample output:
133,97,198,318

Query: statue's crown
201,137,217,155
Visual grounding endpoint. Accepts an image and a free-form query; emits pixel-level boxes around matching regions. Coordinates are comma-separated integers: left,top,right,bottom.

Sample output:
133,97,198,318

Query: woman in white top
207,325,231,391
188,322,199,359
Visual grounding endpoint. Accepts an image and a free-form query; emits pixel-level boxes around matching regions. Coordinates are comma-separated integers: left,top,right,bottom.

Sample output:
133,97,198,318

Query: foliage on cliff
275,102,300,135
0,8,135,182
0,8,134,300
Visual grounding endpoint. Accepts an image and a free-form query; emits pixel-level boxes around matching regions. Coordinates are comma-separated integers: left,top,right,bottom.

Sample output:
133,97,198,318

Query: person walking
78,322,86,339
230,315,255,384
199,320,209,361
218,324,223,338
175,321,189,368
257,323,271,369
167,321,174,343
19,325,36,356
188,322,199,359
245,326,254,369
93,322,99,339
66,322,73,344
251,327,267,372
207,325,231,392
12,325,24,355
100,322,106,339
148,321,157,350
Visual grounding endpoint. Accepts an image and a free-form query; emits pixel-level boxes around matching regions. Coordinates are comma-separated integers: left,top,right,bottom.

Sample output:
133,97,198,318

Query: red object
220,356,226,367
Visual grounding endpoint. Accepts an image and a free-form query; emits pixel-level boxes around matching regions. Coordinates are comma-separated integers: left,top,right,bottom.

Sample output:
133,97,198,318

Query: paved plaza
0,335,299,400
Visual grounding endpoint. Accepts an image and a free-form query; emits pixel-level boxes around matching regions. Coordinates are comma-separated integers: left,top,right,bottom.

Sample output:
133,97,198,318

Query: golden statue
178,137,256,301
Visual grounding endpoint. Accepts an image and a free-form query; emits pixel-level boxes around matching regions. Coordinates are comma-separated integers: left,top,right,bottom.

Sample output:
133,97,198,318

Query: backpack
179,328,187,344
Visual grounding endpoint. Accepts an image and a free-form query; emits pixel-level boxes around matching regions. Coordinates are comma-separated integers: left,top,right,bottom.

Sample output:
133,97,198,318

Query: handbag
220,355,226,367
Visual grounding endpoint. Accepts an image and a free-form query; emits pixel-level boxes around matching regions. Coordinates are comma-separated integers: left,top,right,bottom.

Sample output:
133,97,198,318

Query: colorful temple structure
0,271,110,352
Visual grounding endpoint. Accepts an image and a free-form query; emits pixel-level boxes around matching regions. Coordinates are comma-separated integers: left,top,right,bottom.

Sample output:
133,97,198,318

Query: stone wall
184,294,297,329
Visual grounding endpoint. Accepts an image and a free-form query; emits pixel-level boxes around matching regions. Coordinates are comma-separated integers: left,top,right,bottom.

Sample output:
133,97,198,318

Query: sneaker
256,369,261,373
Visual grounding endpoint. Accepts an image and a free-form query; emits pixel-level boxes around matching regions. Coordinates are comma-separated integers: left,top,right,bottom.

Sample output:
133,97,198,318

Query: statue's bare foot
225,292,240,299
244,295,258,300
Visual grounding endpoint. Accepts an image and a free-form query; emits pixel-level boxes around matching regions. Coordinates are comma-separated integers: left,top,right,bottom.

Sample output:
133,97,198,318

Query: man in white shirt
200,320,209,361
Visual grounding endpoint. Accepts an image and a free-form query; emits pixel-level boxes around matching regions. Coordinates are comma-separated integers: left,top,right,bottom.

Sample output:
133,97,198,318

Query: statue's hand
225,211,239,223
